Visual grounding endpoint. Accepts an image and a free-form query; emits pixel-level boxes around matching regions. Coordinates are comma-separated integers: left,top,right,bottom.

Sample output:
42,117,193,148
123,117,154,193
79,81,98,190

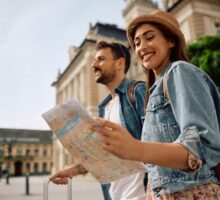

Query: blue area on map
55,113,80,137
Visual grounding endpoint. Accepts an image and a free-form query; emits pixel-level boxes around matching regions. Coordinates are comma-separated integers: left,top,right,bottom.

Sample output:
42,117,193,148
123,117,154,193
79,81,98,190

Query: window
34,163,38,173
34,149,39,157
26,149,30,157
42,163,47,173
0,149,3,160
215,22,220,34
43,149,47,157
16,149,22,159
26,163,30,172
17,149,22,156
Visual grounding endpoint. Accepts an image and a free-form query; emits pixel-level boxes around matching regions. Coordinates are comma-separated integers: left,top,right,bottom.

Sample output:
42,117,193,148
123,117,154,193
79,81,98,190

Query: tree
185,34,220,90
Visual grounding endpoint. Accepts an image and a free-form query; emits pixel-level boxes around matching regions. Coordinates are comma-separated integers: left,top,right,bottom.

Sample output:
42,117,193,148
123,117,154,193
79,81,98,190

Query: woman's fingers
91,121,125,139
103,143,116,154
102,141,127,159
91,118,137,160
94,118,121,130
91,126,112,137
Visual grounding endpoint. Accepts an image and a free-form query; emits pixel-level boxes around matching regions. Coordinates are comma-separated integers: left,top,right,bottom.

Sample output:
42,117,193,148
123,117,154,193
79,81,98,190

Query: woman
91,10,220,199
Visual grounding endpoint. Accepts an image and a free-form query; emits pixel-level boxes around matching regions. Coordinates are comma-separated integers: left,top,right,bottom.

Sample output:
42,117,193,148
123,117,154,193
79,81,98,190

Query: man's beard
96,70,117,85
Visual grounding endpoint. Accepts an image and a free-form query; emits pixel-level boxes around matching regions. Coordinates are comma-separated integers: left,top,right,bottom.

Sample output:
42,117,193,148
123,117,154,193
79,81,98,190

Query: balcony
3,155,34,162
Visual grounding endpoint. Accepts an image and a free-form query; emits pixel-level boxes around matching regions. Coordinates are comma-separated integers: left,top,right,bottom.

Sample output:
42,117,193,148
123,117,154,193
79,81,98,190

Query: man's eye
134,42,140,47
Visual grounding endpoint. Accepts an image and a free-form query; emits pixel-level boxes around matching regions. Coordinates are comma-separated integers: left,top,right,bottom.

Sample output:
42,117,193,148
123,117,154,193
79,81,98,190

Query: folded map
42,98,147,183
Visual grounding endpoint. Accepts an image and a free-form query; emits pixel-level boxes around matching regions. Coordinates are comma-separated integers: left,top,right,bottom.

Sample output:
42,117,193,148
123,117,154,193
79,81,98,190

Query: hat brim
126,15,186,50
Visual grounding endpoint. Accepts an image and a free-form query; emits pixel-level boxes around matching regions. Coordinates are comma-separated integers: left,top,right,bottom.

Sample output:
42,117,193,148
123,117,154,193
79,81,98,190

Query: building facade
166,0,220,43
0,128,53,176
52,0,220,172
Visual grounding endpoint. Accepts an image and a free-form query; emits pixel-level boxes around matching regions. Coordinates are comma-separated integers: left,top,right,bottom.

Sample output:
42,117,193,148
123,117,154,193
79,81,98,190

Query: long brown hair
130,22,189,107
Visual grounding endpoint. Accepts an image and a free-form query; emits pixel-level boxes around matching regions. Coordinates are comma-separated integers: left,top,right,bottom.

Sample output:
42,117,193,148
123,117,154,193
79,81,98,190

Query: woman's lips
142,52,154,62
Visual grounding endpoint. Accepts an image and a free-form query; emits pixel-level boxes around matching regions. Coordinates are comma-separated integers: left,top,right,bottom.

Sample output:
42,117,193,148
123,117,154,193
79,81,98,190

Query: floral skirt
146,183,220,200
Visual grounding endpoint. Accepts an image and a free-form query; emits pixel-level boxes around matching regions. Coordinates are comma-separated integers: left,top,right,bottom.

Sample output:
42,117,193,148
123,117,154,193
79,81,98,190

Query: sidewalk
0,174,103,200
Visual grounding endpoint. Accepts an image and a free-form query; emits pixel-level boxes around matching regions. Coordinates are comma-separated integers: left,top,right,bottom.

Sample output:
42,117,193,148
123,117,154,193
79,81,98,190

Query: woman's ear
169,40,175,48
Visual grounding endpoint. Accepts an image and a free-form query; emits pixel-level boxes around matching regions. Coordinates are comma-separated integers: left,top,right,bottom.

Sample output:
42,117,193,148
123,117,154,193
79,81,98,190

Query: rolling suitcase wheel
43,178,72,200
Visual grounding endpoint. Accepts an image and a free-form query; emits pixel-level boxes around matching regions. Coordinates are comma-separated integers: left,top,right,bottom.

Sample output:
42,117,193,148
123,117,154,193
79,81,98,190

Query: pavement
0,174,103,200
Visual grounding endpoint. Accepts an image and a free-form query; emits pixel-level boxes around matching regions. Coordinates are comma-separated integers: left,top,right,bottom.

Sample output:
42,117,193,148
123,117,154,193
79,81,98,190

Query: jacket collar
149,62,172,92
98,78,131,108
160,62,172,78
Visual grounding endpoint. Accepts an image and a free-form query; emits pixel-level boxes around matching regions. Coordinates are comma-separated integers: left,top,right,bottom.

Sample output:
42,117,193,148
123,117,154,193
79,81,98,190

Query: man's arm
50,164,88,184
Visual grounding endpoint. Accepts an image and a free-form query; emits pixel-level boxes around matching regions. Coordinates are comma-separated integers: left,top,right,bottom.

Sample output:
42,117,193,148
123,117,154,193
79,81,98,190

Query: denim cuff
174,126,203,171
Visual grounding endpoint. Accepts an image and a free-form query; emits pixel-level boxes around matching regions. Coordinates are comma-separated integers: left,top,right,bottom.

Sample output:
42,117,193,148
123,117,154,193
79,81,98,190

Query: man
50,41,147,200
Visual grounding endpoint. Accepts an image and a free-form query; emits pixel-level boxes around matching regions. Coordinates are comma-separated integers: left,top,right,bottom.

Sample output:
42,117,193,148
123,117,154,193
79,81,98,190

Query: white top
104,96,121,123
109,172,146,200
104,96,146,200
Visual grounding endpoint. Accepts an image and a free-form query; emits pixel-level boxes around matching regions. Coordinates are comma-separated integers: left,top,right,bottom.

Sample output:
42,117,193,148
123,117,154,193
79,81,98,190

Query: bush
185,34,220,89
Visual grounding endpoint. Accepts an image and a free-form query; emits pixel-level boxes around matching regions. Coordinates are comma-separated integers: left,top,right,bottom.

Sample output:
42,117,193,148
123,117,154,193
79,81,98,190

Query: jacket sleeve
166,61,220,167
133,82,147,125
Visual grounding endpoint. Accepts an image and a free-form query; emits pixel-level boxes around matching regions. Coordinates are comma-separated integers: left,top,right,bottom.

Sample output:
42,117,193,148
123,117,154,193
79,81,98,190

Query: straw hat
126,10,186,50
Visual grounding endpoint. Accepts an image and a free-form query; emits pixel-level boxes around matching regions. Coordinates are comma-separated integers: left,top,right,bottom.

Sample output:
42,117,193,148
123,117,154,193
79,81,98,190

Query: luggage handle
43,178,72,200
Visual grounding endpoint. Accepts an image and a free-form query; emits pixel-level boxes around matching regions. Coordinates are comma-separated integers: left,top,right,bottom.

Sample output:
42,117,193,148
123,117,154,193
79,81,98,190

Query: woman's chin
142,64,154,70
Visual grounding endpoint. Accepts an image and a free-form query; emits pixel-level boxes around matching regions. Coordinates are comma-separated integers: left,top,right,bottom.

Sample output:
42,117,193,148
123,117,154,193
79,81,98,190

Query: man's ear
117,57,126,71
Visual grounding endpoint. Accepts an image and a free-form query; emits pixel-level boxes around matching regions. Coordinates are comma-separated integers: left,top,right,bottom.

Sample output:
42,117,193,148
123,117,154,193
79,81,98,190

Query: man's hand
49,164,87,184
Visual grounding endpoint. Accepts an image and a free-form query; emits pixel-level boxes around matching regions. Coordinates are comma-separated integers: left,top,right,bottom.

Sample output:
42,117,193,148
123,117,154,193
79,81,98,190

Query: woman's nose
139,40,149,50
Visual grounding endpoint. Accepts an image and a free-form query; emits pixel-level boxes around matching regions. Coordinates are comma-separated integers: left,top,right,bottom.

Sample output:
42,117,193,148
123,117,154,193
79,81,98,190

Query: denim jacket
99,78,146,140
142,61,220,196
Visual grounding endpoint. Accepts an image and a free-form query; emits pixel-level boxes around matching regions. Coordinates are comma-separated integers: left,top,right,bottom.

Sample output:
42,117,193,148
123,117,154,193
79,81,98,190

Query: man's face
91,48,118,85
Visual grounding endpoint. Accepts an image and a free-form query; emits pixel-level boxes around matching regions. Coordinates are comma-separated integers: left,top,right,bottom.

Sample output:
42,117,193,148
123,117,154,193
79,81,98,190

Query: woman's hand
90,118,141,161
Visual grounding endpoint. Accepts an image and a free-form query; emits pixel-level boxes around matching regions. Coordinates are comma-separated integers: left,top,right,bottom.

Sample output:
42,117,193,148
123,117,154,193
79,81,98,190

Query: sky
0,0,159,130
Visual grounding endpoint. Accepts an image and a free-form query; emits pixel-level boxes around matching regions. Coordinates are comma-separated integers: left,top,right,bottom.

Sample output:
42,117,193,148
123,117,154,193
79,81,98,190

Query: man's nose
91,59,97,68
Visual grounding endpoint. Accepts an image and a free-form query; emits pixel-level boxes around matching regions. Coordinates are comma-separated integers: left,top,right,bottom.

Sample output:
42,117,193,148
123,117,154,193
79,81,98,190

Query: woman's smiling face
134,23,174,77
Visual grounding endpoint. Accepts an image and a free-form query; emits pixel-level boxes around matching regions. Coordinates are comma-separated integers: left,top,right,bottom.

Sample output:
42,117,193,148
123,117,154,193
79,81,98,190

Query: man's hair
96,41,131,73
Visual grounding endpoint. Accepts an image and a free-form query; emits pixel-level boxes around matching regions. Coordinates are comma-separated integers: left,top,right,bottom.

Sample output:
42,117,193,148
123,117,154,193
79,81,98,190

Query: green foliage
185,34,220,89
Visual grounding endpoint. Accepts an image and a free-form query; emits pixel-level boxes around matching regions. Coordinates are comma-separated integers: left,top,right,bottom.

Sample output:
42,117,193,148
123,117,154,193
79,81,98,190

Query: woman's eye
146,36,154,41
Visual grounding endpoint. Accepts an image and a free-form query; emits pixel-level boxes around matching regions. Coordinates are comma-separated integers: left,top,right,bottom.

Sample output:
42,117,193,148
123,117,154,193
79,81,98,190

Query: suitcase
43,178,72,200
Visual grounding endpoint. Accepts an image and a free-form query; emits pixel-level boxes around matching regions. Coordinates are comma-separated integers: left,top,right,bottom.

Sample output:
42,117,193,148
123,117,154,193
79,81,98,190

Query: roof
52,22,127,86
0,128,53,144
123,0,158,16
52,39,96,86
90,22,127,41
